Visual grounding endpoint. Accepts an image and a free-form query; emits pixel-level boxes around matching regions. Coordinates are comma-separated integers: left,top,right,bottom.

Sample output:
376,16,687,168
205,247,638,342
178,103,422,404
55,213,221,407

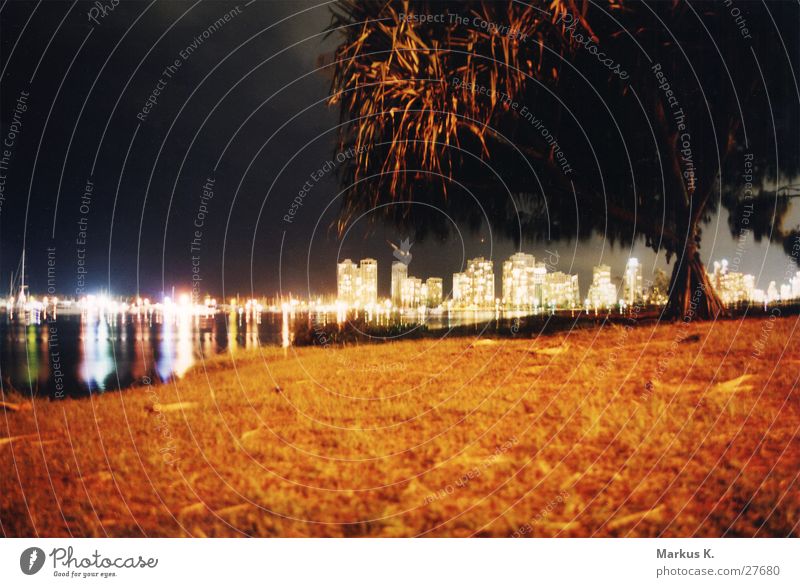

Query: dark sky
1,0,797,301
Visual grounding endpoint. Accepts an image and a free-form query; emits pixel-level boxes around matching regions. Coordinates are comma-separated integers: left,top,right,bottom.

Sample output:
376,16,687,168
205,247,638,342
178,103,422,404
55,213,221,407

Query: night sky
1,0,798,301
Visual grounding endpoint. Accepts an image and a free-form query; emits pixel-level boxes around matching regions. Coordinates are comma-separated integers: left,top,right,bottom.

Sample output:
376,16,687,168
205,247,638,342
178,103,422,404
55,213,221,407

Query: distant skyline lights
709,259,800,305
623,258,644,306
336,258,377,307
334,253,800,311
453,257,495,309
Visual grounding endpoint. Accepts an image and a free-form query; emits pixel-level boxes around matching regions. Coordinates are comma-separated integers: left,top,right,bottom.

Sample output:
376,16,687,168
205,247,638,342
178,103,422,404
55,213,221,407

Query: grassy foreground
2,316,799,537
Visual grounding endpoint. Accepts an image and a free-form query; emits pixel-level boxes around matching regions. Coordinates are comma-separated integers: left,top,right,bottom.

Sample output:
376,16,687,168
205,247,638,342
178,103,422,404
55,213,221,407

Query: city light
586,264,617,310
5,256,800,326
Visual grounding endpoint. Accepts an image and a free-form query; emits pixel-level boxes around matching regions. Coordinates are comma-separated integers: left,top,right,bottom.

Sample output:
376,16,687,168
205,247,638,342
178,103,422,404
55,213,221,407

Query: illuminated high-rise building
401,276,422,308
452,271,470,306
337,259,358,305
710,259,755,306
502,252,536,309
710,259,800,306
359,258,378,306
471,257,495,308
452,257,495,308
623,258,643,306
391,261,408,306
337,258,378,307
542,272,579,309
587,264,617,309
425,277,443,307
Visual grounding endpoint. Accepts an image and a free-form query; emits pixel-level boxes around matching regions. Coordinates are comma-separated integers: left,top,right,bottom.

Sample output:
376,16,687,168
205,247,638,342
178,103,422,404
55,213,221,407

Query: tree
327,0,800,319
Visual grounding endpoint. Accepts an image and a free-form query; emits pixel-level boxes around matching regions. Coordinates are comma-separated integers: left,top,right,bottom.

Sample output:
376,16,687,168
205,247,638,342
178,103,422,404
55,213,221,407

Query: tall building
542,272,579,309
587,264,617,309
401,276,422,308
337,259,357,305
502,252,537,309
337,258,378,307
425,277,443,307
390,254,441,309
623,258,643,306
471,257,495,308
710,259,754,306
453,257,495,308
452,271,470,306
360,258,378,306
500,254,582,310
391,261,407,306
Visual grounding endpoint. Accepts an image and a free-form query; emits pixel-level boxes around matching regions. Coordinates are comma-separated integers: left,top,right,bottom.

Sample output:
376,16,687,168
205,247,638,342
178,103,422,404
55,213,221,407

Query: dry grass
1,316,798,537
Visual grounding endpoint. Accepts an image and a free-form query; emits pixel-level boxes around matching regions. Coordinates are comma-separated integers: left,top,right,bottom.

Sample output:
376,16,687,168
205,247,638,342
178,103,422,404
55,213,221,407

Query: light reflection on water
0,309,503,398
0,310,294,398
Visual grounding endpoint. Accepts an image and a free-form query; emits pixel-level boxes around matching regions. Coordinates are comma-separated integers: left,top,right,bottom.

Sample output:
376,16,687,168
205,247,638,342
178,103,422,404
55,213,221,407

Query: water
0,308,503,398
0,310,292,398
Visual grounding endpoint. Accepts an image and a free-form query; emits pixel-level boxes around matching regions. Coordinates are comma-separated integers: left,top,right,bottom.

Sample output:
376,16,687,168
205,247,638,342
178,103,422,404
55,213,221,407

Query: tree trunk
665,237,726,320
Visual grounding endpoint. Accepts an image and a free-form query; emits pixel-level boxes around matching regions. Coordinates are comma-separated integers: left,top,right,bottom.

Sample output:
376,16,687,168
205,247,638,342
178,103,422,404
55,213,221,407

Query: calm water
0,310,296,398
0,309,501,398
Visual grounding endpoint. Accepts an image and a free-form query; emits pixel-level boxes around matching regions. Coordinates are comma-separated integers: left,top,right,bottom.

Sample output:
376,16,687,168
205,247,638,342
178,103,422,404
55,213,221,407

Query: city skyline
11,246,800,312
330,250,800,312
